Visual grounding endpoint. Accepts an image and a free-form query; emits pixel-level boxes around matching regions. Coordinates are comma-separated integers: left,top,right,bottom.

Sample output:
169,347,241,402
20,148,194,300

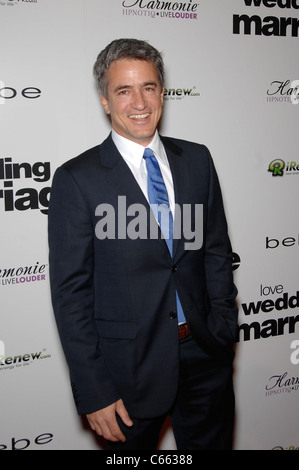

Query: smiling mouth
129,113,150,120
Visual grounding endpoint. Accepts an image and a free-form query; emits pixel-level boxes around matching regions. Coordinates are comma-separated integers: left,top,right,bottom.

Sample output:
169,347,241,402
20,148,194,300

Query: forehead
106,59,160,87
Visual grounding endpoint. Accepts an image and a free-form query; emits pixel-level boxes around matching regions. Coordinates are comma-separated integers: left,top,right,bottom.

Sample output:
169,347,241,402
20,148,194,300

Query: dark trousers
108,335,235,451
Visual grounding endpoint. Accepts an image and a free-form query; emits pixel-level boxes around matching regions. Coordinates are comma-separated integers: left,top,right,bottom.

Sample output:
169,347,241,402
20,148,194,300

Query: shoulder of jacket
161,135,212,163
61,145,100,173
161,135,209,153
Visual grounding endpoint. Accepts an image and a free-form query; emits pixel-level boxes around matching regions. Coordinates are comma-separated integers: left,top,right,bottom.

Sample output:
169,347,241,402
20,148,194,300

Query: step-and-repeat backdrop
1,0,298,451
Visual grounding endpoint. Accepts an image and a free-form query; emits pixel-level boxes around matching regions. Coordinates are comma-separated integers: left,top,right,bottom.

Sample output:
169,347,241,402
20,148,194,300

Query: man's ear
160,86,165,106
100,94,110,115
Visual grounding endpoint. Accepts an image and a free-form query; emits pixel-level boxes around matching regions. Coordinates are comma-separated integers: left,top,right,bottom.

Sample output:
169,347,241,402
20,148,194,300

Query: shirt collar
111,130,167,169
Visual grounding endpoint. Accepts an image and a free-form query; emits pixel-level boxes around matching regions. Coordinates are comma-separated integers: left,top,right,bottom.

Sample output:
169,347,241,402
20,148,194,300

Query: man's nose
131,89,147,109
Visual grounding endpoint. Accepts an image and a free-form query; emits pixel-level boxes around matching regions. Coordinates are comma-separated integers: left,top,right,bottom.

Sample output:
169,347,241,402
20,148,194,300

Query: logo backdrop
0,0,298,450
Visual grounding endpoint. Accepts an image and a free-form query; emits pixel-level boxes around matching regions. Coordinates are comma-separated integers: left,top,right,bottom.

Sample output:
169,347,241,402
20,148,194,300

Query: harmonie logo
265,372,299,397
0,261,47,287
122,0,199,20
266,80,299,104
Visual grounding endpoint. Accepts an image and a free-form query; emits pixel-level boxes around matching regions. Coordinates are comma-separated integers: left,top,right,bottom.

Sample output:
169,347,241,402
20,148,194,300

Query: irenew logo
0,342,52,372
164,86,200,101
268,159,299,177
1,0,38,7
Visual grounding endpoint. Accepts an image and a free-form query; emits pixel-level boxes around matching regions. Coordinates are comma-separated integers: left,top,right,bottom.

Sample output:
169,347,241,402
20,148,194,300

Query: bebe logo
0,84,41,103
0,433,53,451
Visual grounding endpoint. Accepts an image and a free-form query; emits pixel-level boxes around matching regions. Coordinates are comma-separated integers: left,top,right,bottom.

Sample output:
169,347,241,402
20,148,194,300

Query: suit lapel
100,134,148,207
99,134,189,258
100,134,167,250
161,137,190,260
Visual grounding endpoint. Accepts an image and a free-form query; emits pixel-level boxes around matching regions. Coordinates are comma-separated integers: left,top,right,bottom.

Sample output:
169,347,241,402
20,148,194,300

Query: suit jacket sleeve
204,149,238,350
48,165,120,415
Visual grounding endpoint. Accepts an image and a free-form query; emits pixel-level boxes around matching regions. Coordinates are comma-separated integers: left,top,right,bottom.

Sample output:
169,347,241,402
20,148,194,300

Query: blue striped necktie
143,148,186,324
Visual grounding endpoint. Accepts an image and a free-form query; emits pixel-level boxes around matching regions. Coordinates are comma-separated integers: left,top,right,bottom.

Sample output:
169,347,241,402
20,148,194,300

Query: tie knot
143,148,155,159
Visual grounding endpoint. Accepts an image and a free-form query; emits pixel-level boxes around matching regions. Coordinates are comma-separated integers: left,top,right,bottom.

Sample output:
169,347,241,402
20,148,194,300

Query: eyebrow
113,81,159,94
113,85,131,94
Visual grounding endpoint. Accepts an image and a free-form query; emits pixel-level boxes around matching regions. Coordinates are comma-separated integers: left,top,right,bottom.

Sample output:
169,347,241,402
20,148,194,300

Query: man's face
100,59,164,147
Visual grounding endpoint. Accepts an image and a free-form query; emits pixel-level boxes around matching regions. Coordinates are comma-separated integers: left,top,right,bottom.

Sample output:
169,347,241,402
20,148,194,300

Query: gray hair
93,38,165,98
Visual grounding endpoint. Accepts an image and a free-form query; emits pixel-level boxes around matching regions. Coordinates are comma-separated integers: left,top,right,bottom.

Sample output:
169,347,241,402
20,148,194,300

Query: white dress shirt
111,130,175,216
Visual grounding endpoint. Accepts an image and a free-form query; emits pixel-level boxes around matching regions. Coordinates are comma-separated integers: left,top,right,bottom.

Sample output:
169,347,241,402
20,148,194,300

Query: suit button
172,265,178,272
169,312,177,320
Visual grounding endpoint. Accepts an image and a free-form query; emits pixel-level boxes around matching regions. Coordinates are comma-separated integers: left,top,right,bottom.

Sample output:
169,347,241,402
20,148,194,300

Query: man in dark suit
48,38,238,450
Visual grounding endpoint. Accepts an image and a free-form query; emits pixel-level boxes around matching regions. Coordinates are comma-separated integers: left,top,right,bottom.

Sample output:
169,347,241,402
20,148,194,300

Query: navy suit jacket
48,134,238,418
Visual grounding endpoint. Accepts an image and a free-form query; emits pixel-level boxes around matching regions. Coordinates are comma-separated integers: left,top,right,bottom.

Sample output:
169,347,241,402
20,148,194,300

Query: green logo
268,159,285,177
